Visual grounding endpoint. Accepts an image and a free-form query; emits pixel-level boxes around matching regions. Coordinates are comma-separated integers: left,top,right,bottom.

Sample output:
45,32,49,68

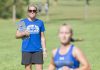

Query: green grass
0,0,100,70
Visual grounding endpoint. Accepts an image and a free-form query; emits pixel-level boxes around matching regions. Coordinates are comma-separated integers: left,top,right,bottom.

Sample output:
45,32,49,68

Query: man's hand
21,30,30,37
43,48,47,58
16,30,30,39
24,30,30,36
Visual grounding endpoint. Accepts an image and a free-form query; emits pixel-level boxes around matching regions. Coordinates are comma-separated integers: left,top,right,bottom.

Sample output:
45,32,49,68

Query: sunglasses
28,10,37,13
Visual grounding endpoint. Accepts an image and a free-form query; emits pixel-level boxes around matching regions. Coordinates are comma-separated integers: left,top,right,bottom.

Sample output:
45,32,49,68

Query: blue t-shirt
54,45,80,70
19,18,45,52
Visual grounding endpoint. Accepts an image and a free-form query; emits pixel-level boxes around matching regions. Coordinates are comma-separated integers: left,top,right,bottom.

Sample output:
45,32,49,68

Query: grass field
0,0,100,70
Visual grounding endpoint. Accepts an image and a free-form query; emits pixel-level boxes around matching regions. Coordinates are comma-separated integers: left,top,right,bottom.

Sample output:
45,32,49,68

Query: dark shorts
21,51,43,65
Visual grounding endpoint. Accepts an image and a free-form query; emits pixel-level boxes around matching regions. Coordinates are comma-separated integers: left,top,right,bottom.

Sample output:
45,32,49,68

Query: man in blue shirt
16,4,47,70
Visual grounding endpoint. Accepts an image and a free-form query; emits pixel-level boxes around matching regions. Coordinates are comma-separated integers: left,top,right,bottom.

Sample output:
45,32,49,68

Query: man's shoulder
21,18,27,21
19,18,27,23
35,18,44,23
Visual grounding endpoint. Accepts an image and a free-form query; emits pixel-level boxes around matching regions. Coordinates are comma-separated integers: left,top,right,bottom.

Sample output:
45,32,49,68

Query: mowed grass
0,0,100,70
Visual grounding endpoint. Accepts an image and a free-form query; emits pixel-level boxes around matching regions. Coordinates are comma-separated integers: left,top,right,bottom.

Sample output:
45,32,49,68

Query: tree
0,0,28,19
0,0,13,18
86,0,90,5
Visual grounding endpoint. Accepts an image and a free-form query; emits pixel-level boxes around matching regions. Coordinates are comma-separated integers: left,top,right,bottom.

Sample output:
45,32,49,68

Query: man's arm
41,32,47,57
41,32,46,51
16,30,29,39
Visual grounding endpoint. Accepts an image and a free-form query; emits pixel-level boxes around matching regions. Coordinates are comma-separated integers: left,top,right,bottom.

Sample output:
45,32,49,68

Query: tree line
0,0,29,19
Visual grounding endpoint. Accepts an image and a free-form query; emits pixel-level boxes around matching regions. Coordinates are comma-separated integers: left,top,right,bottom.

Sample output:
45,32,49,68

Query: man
16,4,47,70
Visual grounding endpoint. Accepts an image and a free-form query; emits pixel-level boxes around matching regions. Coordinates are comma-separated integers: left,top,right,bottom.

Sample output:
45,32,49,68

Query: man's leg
32,52,43,70
25,64,32,70
35,64,43,70
22,52,32,70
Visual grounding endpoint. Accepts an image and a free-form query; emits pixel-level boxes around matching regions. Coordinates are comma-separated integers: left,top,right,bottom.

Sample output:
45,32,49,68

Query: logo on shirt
59,57,65,60
27,25,39,34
